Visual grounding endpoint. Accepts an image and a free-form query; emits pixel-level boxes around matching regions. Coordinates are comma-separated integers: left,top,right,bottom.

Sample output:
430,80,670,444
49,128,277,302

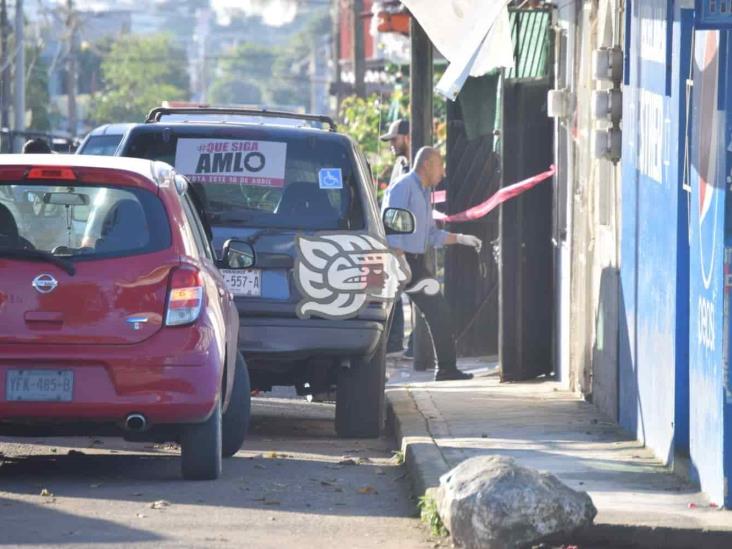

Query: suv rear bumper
239,317,385,361
0,327,222,428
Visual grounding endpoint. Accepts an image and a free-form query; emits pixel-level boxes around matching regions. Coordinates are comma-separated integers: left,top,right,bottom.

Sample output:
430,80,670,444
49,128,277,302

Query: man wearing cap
380,118,411,187
380,119,411,354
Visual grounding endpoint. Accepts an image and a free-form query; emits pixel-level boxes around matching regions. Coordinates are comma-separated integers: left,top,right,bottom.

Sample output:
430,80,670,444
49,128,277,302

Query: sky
50,0,302,27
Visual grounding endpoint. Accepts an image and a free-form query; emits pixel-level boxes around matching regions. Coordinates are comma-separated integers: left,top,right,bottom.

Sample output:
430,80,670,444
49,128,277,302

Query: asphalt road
0,395,439,549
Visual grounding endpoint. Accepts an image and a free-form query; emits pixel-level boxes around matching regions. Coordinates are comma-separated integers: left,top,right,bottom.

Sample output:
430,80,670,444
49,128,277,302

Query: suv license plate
6,370,74,402
222,269,262,297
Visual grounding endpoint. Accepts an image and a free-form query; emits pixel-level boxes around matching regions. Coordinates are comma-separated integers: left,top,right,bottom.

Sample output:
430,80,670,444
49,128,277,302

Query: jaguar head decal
294,234,410,320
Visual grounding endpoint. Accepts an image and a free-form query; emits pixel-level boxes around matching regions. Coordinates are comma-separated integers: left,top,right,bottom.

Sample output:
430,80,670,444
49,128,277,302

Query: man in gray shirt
380,119,411,353
382,147,482,381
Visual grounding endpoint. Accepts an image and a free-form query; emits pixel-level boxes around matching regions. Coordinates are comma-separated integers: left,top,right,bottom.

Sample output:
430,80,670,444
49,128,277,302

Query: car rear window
77,134,123,156
0,183,170,259
123,131,365,230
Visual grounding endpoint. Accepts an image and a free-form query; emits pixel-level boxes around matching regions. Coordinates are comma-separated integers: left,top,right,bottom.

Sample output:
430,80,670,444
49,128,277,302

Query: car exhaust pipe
124,413,148,432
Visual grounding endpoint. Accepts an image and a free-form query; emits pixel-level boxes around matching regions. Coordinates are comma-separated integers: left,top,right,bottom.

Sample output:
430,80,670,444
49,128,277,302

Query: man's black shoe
434,369,473,381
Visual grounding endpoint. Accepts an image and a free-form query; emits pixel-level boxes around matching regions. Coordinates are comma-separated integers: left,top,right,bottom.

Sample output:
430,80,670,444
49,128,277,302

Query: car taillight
26,166,77,180
166,267,204,326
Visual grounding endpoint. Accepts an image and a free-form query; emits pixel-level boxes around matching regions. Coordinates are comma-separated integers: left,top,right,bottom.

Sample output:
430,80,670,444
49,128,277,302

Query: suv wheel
335,334,386,438
222,352,252,458
181,399,222,480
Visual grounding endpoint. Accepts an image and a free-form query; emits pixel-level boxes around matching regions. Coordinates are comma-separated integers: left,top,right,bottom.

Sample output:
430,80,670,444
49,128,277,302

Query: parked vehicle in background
76,123,136,156
116,107,415,438
0,154,253,480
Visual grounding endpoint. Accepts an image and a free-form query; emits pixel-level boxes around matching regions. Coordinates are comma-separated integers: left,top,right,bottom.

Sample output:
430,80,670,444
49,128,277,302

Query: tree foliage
90,34,190,123
26,45,51,131
209,9,330,110
338,91,408,188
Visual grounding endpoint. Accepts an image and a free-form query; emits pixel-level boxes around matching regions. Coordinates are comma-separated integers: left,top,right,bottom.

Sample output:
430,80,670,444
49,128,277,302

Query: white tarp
400,0,513,100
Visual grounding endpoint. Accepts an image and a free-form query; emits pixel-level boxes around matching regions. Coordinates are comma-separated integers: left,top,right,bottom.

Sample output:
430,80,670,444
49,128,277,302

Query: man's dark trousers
403,253,457,370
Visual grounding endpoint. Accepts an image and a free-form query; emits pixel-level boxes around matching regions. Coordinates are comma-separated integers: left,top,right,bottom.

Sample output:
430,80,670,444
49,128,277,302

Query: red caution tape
433,165,555,223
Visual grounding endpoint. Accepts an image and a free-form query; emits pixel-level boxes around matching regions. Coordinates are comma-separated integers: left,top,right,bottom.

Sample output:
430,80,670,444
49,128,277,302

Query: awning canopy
400,0,514,100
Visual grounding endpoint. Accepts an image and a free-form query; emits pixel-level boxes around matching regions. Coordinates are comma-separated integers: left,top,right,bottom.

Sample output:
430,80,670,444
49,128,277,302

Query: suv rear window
123,131,365,230
0,183,170,259
77,134,123,156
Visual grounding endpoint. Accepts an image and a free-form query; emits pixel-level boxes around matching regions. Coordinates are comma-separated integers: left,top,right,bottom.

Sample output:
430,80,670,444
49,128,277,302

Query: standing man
382,147,482,381
380,118,411,187
380,118,411,354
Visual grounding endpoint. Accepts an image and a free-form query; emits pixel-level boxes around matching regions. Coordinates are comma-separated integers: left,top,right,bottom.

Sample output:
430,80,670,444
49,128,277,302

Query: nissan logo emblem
32,274,58,294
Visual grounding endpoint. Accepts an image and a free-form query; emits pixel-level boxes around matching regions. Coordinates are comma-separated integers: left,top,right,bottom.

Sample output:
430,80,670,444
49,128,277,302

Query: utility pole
66,0,78,137
13,0,24,152
351,0,365,97
0,0,10,132
332,0,343,113
409,16,436,371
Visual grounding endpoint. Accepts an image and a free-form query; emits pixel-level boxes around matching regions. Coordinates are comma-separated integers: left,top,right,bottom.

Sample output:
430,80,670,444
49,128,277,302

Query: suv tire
222,352,252,458
335,334,386,438
181,400,222,480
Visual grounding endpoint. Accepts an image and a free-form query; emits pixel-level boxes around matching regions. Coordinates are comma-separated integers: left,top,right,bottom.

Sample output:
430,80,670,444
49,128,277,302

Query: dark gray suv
116,107,413,438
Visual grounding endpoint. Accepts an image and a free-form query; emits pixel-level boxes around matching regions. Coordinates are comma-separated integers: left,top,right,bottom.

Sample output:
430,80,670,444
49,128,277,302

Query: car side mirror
383,207,415,235
221,239,255,269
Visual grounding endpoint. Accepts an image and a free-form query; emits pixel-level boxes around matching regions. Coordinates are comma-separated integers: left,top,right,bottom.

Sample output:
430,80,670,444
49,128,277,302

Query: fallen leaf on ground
150,500,171,509
357,485,377,495
50,449,57,453
357,457,371,464
40,489,53,497
265,452,279,459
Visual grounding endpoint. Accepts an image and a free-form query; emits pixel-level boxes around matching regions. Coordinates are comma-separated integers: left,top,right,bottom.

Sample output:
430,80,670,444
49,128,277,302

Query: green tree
209,43,277,106
90,34,190,123
208,9,330,110
25,45,51,131
338,93,398,188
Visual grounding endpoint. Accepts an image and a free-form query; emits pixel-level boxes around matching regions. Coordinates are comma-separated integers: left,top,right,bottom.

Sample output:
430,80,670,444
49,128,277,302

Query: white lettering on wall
698,296,716,351
639,0,667,64
638,89,664,183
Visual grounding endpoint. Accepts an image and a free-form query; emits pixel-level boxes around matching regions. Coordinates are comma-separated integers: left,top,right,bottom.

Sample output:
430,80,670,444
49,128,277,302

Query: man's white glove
456,234,482,253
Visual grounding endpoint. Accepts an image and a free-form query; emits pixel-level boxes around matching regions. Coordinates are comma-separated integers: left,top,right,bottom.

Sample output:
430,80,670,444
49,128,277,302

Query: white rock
434,455,596,548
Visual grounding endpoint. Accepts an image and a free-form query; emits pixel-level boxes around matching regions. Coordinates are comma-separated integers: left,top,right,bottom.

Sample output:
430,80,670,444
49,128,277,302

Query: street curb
385,387,449,498
386,385,732,548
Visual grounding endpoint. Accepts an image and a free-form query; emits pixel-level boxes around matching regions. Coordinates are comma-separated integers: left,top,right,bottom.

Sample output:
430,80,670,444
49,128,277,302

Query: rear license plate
6,370,74,402
221,269,262,297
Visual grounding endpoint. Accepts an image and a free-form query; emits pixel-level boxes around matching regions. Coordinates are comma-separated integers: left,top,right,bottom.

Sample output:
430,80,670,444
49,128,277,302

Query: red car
0,155,254,480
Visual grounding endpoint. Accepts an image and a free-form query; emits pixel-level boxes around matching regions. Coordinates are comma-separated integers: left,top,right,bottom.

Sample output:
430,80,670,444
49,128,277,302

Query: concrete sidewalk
385,357,732,547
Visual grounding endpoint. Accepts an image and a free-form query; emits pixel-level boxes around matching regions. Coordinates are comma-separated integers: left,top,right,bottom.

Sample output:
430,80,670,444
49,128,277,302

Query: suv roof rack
145,107,337,131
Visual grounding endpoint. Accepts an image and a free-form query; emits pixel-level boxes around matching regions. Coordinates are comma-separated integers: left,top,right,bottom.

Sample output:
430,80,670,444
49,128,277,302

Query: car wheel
335,333,386,439
222,352,252,458
181,399,222,480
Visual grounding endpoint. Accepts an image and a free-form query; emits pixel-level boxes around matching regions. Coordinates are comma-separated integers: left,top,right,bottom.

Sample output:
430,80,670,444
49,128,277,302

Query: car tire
181,399,222,480
335,333,386,439
222,352,252,458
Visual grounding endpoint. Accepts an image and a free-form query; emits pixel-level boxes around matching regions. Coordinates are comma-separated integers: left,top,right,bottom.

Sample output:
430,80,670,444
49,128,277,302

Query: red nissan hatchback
0,155,254,480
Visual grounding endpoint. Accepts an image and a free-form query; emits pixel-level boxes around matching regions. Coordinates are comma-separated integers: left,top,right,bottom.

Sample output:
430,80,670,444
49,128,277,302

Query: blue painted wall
688,27,730,507
619,0,681,464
